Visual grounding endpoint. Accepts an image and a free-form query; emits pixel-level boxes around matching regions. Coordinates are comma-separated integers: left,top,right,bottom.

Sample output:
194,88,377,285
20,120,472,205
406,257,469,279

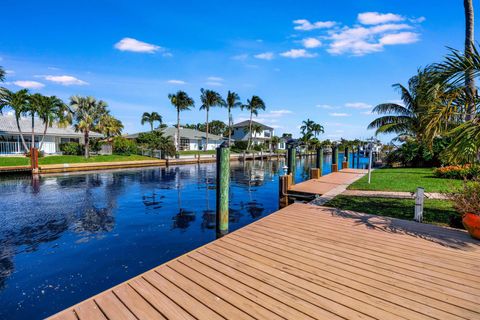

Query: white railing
0,142,23,154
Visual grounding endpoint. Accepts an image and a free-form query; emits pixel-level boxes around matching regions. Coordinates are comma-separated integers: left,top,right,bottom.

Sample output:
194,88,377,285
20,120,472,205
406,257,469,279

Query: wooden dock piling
216,145,230,238
342,147,349,169
315,147,323,177
331,146,338,172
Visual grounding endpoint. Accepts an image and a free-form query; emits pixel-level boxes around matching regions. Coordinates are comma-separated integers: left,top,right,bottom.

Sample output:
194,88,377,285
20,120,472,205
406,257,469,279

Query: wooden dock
289,168,367,195
50,202,480,320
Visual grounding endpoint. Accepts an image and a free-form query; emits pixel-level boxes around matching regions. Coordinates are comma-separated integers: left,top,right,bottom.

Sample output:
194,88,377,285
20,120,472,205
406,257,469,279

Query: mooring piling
342,147,349,169
315,147,323,177
332,145,338,172
216,144,230,238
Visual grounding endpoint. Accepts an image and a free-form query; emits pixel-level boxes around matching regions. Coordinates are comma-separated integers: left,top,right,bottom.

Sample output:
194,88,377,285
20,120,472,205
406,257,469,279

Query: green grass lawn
178,150,216,155
325,195,460,227
0,154,156,166
348,167,463,193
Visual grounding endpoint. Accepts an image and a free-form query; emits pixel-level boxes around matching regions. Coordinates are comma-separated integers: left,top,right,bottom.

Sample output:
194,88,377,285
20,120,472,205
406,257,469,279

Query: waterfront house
125,127,226,151
0,114,102,155
231,120,274,146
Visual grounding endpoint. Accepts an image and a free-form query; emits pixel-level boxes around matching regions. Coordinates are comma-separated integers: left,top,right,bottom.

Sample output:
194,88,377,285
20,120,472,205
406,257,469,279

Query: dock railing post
216,143,230,238
331,145,338,172
414,187,424,223
342,147,349,169
316,147,323,177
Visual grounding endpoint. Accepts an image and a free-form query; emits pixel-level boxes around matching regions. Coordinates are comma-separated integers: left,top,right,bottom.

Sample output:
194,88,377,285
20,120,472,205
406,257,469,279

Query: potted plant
448,180,480,239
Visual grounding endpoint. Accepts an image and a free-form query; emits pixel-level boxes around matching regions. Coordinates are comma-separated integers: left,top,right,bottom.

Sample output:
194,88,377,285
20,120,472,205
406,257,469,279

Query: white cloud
302,38,322,48
380,32,419,45
114,37,163,53
269,109,293,115
167,79,187,85
411,16,426,23
13,80,45,89
231,54,249,61
316,104,334,109
205,81,223,86
280,49,317,58
327,23,419,56
254,52,275,60
293,19,336,31
358,12,404,25
207,76,223,82
44,75,88,86
345,102,372,109
362,111,373,115
329,112,351,117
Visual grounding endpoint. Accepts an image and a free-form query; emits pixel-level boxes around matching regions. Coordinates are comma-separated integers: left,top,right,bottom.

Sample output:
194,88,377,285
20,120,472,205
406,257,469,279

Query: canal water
0,154,368,319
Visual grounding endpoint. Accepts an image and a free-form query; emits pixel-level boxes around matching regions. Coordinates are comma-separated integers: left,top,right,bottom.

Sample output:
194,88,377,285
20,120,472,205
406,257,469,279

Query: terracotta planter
462,213,480,240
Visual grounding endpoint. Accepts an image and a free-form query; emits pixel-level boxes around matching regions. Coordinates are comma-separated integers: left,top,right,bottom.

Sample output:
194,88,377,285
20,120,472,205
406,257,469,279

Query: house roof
232,120,274,130
125,127,226,141
0,115,102,137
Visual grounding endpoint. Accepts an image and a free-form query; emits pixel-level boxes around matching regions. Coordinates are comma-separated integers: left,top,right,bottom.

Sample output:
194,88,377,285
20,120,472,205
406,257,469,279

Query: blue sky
0,0,471,141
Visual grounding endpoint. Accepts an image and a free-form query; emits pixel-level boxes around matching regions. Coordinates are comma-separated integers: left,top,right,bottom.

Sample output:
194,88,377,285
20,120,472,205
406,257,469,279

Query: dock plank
49,203,480,320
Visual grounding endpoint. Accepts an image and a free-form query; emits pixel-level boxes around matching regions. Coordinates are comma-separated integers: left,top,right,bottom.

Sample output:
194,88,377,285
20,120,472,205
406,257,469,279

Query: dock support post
315,147,323,177
216,144,230,238
30,147,39,174
356,146,360,169
342,147,349,169
279,174,293,208
414,187,424,223
331,145,338,172
287,147,296,175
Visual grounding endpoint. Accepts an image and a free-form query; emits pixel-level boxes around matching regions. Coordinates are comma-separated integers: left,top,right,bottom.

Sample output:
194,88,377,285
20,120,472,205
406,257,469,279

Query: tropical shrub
434,165,480,180
232,141,248,151
89,138,104,153
136,131,176,157
59,142,83,155
448,180,480,216
385,138,450,167
112,137,138,155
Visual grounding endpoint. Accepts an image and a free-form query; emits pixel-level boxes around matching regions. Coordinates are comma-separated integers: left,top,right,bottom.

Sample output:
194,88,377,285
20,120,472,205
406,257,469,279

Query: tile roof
124,127,226,140
0,115,103,137
232,120,274,130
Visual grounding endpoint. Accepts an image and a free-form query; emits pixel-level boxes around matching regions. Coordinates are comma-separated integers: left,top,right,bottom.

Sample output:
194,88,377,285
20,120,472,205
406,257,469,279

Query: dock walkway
50,202,480,320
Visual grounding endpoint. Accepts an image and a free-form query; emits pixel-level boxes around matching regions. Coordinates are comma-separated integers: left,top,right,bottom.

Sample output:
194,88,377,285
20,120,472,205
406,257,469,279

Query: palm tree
0,66,5,82
270,135,280,152
200,89,225,150
312,123,325,137
168,91,194,151
226,91,242,145
0,88,30,152
26,94,41,149
98,114,124,138
300,118,315,135
464,0,475,121
141,112,162,131
32,94,70,151
70,96,108,158
242,96,266,150
368,71,431,141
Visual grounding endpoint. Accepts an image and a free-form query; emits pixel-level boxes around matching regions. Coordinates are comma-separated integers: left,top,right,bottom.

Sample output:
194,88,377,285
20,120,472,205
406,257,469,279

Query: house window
180,138,190,151
264,131,271,138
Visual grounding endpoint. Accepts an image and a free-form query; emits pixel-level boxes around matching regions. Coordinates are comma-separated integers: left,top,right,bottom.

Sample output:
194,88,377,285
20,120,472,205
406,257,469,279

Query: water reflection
0,154,367,319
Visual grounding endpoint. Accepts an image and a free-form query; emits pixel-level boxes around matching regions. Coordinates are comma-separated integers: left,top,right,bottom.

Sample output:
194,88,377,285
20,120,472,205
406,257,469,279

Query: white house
126,127,226,151
231,120,274,146
0,114,102,155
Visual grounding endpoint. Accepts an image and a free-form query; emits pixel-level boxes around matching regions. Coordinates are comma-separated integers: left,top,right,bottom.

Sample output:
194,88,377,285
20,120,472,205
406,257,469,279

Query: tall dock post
331,145,338,172
216,143,230,238
287,146,296,175
30,147,39,174
342,147,349,169
310,147,323,179
356,146,361,169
